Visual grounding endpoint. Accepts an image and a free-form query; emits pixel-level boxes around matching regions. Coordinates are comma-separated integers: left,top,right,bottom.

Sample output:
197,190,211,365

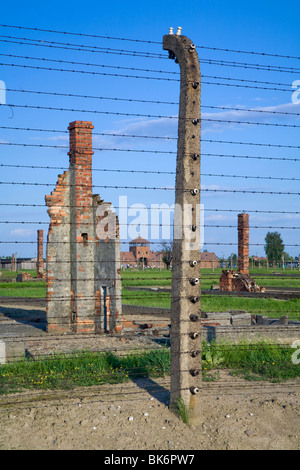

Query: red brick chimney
238,213,249,274
68,121,94,226
68,121,96,333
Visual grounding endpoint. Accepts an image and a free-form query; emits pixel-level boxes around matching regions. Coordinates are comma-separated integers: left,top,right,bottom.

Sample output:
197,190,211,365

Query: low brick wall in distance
122,304,300,344
203,325,300,345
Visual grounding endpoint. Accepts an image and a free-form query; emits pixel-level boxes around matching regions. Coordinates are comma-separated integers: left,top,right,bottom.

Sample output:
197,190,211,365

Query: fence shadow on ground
131,376,170,406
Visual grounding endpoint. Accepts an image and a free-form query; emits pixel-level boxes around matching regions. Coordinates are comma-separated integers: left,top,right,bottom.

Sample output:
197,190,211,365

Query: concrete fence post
163,29,202,423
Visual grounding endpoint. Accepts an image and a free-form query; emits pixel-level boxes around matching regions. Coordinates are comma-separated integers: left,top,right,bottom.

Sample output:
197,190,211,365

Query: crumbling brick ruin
219,213,264,292
45,120,122,334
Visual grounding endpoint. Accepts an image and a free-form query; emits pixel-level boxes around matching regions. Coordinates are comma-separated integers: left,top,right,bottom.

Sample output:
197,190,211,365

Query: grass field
122,289,300,320
122,268,300,289
0,269,37,279
0,348,171,395
0,281,46,297
0,268,299,320
1,341,299,395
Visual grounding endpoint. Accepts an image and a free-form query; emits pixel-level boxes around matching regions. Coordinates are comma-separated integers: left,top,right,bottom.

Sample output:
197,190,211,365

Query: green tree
160,242,173,270
264,232,284,265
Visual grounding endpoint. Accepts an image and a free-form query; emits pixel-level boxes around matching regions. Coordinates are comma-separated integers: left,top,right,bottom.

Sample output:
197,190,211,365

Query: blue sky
0,0,299,259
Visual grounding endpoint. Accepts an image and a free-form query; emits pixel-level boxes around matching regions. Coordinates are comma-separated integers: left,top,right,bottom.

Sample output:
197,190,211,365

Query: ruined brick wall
238,213,249,274
45,170,71,333
45,120,122,334
219,270,263,292
94,197,122,333
219,270,233,291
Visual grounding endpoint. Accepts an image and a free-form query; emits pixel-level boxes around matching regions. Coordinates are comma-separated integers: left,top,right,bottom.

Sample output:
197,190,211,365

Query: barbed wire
2,51,299,92
1,23,300,61
1,162,300,183
198,57,300,74
1,142,300,163
1,241,298,247
0,34,167,58
3,30,300,75
0,202,299,216
1,381,299,413
0,180,299,196
2,122,300,150
2,59,300,91
2,103,299,129
0,59,299,93
2,91,300,117
0,272,299,279
1,382,299,413
1,219,300,230
1,317,296,334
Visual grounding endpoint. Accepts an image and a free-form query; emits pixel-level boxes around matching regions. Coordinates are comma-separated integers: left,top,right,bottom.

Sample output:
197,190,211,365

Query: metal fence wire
0,24,299,406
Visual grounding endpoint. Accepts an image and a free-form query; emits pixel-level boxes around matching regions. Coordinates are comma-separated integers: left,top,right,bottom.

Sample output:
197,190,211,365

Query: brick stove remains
219,213,264,292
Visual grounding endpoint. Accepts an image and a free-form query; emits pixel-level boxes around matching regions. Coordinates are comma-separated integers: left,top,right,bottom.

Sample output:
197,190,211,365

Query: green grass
122,288,171,308
0,281,46,298
121,269,172,287
252,277,300,288
174,397,191,424
0,282,298,320
1,341,299,395
0,268,299,320
0,269,37,279
0,348,171,395
202,340,300,382
201,295,300,320
123,289,300,320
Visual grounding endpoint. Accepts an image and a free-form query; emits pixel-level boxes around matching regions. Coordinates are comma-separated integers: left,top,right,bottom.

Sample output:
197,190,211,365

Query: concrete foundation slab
230,314,252,326
0,339,25,363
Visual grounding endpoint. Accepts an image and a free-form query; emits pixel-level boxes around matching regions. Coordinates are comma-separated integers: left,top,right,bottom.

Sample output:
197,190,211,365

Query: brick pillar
36,230,44,278
68,121,95,333
238,213,249,274
68,121,93,221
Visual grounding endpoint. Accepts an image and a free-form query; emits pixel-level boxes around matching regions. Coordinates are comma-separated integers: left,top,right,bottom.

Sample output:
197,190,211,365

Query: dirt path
0,373,299,450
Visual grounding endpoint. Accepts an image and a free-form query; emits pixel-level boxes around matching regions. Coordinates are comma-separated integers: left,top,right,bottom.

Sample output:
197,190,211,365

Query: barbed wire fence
0,24,299,409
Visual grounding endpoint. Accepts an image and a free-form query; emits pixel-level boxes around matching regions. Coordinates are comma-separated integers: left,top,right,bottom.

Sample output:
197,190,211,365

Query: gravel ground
0,372,299,450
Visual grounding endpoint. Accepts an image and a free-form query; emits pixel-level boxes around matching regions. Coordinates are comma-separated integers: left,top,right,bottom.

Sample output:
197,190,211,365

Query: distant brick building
120,237,165,268
120,237,219,269
200,251,220,269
